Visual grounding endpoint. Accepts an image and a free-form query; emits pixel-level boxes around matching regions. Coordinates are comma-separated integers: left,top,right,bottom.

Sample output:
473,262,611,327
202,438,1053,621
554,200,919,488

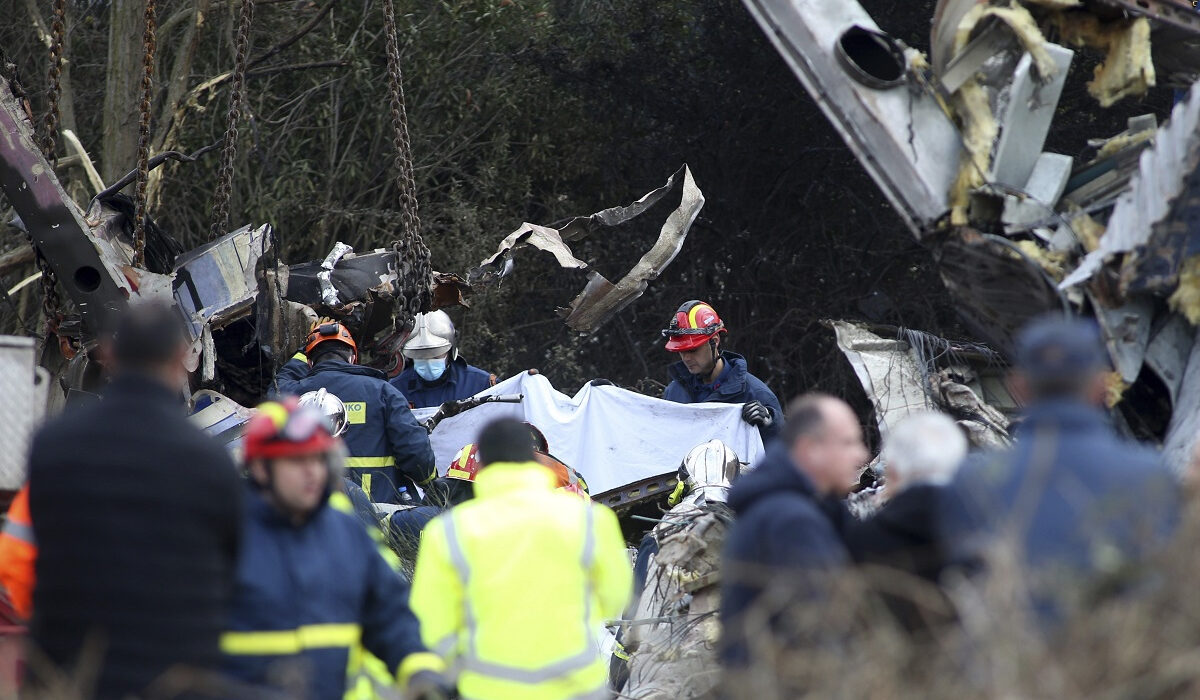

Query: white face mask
414,358,448,382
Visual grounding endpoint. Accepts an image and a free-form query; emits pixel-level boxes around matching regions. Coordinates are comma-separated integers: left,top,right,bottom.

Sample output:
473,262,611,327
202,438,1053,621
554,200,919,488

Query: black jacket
719,443,850,667
28,373,242,700
845,485,945,582
844,485,953,632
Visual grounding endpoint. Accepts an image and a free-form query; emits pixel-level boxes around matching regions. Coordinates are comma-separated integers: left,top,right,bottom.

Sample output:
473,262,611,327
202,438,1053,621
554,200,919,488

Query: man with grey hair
845,412,968,633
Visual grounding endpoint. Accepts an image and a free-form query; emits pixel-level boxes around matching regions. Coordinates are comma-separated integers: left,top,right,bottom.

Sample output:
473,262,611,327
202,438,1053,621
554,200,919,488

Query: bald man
718,394,868,672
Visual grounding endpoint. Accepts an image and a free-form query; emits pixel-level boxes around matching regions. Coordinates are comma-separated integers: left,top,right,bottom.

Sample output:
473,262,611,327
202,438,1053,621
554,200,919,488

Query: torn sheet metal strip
471,165,704,334
318,242,353,306
562,165,704,333
472,164,702,282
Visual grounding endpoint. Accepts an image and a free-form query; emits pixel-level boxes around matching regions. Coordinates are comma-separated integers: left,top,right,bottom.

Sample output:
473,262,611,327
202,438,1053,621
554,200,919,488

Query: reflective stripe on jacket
274,358,436,503
223,483,440,700
410,461,631,700
0,484,35,619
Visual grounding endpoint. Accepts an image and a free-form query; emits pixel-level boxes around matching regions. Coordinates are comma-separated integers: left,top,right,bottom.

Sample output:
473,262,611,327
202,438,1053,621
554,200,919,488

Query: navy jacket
28,374,242,699
390,357,494,409
719,444,850,667
663,351,782,442
275,358,435,503
939,400,1179,611
224,483,429,700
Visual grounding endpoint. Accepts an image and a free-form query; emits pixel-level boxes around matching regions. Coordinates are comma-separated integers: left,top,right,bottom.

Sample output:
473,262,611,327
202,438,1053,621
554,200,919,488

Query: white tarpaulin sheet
412,373,764,495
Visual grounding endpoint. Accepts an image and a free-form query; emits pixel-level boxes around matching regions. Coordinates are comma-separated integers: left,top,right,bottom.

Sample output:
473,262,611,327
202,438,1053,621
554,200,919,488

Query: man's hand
405,670,454,700
741,401,773,428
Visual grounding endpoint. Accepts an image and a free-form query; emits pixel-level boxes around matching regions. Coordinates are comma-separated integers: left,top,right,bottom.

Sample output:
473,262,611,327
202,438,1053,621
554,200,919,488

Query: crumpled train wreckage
745,0,1200,473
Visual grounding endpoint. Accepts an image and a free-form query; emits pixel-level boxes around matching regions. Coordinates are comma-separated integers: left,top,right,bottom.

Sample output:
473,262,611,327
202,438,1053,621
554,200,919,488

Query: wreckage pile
744,0,1200,469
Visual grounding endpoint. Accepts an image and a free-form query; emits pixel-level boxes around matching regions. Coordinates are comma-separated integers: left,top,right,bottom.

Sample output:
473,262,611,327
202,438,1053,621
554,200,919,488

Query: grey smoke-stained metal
988,45,1074,190
742,0,961,238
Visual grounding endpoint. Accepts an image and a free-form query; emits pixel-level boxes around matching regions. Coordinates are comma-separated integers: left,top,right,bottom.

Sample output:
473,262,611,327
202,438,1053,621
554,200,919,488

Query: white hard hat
298,388,349,437
681,439,741,504
402,310,457,360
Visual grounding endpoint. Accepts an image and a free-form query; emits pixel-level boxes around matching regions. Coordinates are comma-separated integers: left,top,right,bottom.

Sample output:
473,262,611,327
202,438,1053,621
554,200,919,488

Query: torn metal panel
0,78,134,335
188,389,255,455
286,247,407,347
1145,312,1193,407
988,45,1074,190
741,0,961,238
173,224,271,341
472,166,704,335
831,321,936,436
1061,78,1200,289
831,321,1013,446
1091,293,1154,383
1162,325,1200,475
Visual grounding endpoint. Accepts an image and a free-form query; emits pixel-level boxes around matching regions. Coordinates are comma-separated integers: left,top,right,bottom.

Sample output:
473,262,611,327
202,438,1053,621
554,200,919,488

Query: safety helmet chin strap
708,335,721,372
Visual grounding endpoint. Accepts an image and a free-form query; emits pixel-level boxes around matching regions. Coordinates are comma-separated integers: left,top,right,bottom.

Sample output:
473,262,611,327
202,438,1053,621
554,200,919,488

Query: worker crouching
223,398,451,700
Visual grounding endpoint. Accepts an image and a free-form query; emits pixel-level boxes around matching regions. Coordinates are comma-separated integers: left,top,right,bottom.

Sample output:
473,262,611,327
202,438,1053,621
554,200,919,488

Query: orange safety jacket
0,485,35,619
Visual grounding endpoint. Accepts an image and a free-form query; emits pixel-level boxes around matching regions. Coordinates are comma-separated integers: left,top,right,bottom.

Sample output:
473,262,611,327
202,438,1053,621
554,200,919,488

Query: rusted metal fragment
473,165,704,334
431,272,472,310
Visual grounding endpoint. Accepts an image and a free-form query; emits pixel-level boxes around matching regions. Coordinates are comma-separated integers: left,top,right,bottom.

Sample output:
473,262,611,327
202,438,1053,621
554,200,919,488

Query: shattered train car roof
744,0,1200,470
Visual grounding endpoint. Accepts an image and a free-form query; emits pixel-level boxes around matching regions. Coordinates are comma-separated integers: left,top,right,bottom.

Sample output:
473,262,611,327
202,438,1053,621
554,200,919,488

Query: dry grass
718,508,1200,700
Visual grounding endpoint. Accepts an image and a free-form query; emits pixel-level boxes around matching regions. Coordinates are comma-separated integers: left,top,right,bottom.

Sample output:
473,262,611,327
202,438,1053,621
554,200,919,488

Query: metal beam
0,79,131,335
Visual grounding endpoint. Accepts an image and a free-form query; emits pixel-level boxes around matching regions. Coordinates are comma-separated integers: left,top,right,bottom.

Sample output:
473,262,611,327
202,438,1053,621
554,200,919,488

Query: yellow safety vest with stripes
410,461,632,700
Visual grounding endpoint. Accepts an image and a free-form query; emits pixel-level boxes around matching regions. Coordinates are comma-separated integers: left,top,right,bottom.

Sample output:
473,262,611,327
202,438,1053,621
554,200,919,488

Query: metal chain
41,0,66,162
36,0,67,328
209,0,254,241
133,0,157,266
380,0,432,324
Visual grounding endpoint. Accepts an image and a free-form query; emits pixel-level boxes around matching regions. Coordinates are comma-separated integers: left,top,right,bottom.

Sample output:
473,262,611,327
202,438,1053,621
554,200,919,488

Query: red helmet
244,398,337,460
304,319,358,363
446,443,482,482
662,300,726,352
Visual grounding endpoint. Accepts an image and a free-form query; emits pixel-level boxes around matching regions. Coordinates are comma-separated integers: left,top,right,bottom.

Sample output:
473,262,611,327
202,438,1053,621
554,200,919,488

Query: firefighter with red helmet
225,398,451,700
274,319,435,504
661,300,783,441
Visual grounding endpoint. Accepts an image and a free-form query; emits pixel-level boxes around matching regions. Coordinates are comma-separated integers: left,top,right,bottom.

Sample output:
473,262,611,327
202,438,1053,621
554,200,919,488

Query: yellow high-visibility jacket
410,461,631,700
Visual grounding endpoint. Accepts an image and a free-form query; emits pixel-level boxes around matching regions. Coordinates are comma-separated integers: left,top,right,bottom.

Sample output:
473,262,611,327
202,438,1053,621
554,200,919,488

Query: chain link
133,0,157,266
41,0,66,163
35,0,68,328
209,0,255,241
380,0,431,329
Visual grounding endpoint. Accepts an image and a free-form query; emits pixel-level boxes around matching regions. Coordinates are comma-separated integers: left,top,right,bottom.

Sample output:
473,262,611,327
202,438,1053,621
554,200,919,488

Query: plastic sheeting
412,373,764,495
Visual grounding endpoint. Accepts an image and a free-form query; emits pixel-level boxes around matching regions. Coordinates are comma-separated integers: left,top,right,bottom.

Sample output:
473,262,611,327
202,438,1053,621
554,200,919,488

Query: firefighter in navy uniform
275,319,435,504
391,311,495,409
661,300,783,442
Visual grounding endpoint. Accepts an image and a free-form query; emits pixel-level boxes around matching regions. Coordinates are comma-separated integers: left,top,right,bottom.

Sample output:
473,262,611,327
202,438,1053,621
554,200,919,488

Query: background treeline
0,0,1172,438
